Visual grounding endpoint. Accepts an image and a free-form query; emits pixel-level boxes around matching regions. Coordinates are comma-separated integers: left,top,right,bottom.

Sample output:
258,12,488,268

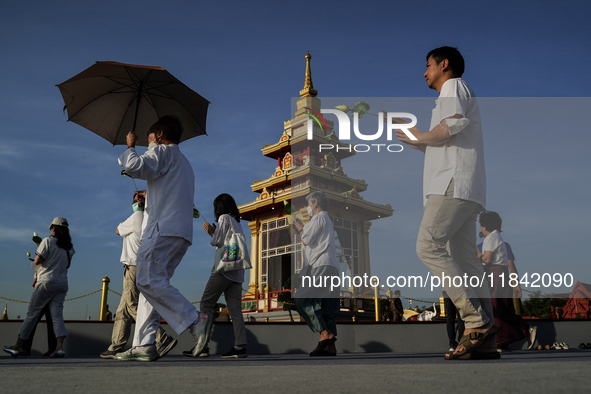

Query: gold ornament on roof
299,52,318,98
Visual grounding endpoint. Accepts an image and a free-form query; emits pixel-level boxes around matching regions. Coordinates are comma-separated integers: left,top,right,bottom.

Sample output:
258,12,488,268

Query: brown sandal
445,325,499,360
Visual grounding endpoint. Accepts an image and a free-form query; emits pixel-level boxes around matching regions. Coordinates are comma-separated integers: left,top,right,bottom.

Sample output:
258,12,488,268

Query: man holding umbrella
116,115,200,361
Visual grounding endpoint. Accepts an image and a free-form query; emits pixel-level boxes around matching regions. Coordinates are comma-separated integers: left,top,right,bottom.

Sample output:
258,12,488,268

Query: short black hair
426,46,465,78
479,211,502,233
213,193,241,223
153,115,183,144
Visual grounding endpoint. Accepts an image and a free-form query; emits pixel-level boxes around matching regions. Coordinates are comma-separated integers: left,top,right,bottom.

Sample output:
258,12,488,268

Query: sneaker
100,349,119,359
157,337,178,358
551,342,562,350
189,312,213,357
448,346,455,352
221,347,247,358
116,345,159,362
2,345,19,357
527,326,537,350
183,346,209,358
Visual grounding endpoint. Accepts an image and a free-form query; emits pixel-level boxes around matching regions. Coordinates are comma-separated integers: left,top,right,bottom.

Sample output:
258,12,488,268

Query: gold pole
439,294,446,317
100,276,110,321
373,278,381,322
263,284,269,313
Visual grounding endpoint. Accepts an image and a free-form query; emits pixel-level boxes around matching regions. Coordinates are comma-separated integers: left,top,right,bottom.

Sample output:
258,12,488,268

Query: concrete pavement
1,349,590,393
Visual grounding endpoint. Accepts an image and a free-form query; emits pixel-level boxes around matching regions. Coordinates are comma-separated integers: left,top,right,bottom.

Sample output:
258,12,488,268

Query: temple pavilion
238,53,393,314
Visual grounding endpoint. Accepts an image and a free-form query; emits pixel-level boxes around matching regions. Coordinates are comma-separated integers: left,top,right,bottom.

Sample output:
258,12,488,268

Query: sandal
310,337,336,356
445,350,501,360
560,342,569,350
445,325,499,360
551,342,562,350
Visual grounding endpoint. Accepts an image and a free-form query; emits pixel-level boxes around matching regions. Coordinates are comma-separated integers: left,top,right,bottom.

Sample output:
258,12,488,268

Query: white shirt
301,211,339,270
483,230,508,266
36,236,75,284
119,144,194,243
118,211,143,266
210,214,245,283
423,78,486,207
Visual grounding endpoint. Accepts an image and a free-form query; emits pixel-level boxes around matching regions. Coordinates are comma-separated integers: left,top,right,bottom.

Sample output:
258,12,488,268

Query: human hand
203,222,216,236
126,131,138,149
514,284,523,299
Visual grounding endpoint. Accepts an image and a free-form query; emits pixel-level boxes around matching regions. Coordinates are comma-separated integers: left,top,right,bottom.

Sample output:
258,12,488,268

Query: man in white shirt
116,116,200,361
396,46,497,360
99,191,176,359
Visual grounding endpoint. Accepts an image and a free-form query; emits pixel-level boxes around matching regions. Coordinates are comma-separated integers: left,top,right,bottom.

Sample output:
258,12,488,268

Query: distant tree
522,292,567,319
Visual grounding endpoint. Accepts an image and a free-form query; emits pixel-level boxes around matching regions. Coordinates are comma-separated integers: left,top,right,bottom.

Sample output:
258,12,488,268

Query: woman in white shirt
293,191,340,357
477,211,534,351
184,193,248,359
3,217,74,358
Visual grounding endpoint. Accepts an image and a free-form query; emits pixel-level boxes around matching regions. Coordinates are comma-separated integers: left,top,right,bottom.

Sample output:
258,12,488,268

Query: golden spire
1,304,8,320
299,52,318,97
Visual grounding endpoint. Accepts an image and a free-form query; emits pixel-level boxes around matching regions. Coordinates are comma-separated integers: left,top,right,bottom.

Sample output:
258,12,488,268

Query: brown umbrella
57,61,209,146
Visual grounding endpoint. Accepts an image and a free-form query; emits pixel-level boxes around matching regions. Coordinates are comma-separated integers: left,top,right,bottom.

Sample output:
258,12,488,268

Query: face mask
132,202,141,212
306,205,313,217
148,141,158,150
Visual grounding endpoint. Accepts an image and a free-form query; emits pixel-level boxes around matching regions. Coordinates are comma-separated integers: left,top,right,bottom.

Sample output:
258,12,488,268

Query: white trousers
19,281,68,340
132,232,198,346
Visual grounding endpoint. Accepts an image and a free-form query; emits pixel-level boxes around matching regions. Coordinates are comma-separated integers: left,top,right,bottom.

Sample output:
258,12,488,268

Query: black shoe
183,346,210,358
100,349,119,359
157,337,178,358
221,347,247,358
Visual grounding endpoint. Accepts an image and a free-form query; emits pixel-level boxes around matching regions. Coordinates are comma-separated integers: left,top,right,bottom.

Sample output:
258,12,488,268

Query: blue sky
1,1,589,318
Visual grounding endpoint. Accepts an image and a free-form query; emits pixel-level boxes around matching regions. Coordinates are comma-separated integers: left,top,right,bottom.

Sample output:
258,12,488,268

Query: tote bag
213,215,252,273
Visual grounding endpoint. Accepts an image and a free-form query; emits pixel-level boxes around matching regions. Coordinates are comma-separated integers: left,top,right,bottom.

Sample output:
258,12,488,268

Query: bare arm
476,248,494,264
395,114,463,151
33,254,45,266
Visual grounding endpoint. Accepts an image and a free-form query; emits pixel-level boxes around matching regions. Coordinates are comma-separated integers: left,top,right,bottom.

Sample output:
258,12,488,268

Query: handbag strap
224,214,238,235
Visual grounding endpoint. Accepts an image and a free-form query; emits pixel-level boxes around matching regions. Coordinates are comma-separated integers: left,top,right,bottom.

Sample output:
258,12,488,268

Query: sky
0,1,589,319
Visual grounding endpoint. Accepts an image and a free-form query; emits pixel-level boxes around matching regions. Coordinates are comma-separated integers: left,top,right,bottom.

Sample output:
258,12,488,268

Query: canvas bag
213,215,252,273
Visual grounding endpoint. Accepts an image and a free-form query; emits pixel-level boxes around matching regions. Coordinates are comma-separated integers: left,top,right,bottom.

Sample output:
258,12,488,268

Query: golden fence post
439,294,446,317
100,276,110,321
263,284,269,313
373,278,381,322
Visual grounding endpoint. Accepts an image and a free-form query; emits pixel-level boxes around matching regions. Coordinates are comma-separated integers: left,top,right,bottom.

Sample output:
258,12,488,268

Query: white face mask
148,141,158,150
306,205,313,217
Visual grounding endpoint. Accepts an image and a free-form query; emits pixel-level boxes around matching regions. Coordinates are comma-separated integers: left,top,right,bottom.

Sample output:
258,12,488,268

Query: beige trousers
108,265,170,352
416,180,495,347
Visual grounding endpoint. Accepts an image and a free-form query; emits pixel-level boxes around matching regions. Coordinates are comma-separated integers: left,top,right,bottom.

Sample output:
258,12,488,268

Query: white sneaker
116,345,158,361
189,312,213,357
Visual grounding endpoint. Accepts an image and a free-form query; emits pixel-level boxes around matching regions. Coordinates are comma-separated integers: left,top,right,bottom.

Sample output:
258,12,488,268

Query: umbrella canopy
57,61,210,146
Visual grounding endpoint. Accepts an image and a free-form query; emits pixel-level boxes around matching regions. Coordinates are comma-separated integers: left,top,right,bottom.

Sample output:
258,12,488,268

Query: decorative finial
300,52,318,97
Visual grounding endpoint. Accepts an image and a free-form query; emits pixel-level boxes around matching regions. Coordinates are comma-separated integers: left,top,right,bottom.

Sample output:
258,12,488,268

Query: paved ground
1,349,590,393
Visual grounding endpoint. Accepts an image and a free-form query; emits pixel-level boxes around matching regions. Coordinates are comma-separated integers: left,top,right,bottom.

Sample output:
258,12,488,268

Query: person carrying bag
184,194,250,359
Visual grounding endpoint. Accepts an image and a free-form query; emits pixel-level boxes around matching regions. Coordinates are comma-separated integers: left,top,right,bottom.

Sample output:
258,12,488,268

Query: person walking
293,191,340,357
396,46,498,360
477,211,536,352
115,116,201,361
3,217,74,358
184,193,248,359
100,191,177,359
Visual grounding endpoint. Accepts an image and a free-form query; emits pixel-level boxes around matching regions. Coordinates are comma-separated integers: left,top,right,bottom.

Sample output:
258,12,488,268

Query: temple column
245,220,260,299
